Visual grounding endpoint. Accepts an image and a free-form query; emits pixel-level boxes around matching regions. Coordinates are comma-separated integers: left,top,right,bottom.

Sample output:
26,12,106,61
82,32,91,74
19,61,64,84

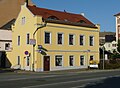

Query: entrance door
44,56,50,71
25,56,30,71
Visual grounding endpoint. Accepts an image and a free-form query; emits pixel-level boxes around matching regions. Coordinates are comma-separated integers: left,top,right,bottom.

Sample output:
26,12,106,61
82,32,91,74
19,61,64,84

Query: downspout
32,23,46,71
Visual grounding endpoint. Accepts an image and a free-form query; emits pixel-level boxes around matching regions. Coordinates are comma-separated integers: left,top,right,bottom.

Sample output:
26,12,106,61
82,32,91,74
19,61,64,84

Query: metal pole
103,46,104,70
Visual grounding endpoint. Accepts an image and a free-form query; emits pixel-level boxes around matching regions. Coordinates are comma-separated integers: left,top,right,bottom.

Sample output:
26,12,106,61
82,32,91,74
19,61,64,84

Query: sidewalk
14,68,120,74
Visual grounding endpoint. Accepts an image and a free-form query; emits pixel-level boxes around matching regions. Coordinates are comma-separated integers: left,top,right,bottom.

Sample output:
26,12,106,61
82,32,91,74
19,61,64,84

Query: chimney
26,0,28,7
80,13,85,16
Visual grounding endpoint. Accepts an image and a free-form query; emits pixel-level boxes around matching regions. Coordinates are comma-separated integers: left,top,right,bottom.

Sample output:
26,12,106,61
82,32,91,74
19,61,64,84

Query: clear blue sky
32,0,120,32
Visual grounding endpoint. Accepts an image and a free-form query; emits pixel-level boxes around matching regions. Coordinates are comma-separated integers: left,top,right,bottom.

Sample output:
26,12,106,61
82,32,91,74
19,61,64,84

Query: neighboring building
0,0,33,68
114,13,120,42
99,32,117,53
10,3,100,72
0,0,33,28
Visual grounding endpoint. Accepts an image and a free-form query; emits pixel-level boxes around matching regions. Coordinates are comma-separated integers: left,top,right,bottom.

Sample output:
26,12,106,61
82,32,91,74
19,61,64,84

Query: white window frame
69,34,75,45
57,33,64,45
55,55,63,67
89,36,94,46
44,32,51,44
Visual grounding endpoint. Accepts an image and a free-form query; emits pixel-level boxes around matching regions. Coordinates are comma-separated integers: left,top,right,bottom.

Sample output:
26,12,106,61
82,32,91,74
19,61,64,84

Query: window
90,56,94,61
57,33,63,44
80,55,84,65
89,36,94,46
55,55,62,66
27,56,30,66
118,26,120,34
80,35,84,45
69,34,74,45
17,56,20,65
45,32,51,44
18,36,20,46
5,43,10,50
69,55,74,66
26,33,30,44
117,18,120,24
22,17,25,25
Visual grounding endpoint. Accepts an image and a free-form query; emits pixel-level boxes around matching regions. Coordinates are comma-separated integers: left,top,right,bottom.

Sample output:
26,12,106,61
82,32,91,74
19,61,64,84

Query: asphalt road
0,69,120,88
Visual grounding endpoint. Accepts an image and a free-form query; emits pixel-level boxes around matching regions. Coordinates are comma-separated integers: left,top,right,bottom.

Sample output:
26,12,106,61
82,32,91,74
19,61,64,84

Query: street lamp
102,46,105,70
32,23,46,71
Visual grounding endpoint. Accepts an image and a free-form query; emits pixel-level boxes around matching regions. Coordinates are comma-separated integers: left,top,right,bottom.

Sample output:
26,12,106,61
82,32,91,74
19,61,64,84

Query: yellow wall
10,3,100,72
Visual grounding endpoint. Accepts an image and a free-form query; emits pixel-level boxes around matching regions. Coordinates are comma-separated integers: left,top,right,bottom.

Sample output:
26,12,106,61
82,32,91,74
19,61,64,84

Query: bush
99,60,120,69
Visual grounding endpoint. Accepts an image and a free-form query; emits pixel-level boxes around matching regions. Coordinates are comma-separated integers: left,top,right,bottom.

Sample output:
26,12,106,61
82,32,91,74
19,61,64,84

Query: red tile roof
28,5,96,28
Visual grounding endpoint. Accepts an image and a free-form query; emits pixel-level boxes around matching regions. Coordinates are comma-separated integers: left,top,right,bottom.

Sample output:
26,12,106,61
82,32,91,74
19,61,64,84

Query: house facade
114,13,120,42
10,3,100,72
99,32,117,53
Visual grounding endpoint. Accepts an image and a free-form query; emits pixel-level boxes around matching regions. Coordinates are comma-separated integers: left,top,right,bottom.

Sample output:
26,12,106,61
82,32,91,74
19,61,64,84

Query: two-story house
10,3,100,72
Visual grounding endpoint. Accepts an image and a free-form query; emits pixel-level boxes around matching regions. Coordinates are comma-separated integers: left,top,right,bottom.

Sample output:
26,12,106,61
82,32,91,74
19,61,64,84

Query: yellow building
10,3,100,72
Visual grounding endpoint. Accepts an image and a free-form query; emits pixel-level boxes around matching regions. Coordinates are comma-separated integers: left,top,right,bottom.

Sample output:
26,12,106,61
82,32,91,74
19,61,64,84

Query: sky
32,0,120,32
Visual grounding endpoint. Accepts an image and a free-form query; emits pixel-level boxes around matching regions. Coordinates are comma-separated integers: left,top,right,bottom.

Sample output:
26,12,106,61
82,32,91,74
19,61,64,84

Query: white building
114,13,120,42
0,29,12,51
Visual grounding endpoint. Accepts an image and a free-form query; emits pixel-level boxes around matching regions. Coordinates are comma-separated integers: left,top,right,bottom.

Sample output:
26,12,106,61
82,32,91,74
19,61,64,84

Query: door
0,52,6,68
25,56,30,71
44,56,50,71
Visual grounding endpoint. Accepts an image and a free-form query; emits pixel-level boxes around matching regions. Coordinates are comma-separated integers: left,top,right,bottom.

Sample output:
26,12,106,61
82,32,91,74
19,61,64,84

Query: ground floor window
55,55,62,66
69,55,74,66
17,56,20,65
27,56,30,66
80,55,84,65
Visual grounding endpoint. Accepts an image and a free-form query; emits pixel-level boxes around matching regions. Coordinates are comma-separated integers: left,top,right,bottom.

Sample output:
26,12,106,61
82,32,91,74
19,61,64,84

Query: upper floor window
18,36,20,46
78,20,86,24
21,17,25,25
57,33,63,45
26,33,30,44
80,35,85,45
89,36,94,46
47,16,59,20
45,32,51,44
117,18,120,24
69,34,74,45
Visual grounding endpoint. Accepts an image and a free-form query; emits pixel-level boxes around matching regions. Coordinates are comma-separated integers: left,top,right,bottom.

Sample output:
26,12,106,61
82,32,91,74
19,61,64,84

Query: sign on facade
29,39,36,45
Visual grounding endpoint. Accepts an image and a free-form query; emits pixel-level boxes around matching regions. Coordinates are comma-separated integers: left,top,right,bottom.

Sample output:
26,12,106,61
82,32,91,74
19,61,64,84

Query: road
0,69,120,88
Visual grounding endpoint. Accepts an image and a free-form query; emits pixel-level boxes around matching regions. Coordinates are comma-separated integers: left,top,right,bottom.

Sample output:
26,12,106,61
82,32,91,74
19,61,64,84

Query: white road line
22,76,107,88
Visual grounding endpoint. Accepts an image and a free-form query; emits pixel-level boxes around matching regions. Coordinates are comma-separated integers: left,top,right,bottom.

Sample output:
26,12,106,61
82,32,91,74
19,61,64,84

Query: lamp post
32,23,46,71
102,46,105,70
87,49,90,68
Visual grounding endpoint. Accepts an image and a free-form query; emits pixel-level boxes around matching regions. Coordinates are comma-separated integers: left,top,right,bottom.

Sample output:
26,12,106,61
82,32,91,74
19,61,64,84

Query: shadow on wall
84,76,120,88
0,51,11,68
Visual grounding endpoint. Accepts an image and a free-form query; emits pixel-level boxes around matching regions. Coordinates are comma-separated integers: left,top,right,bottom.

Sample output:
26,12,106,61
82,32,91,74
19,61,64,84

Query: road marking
22,76,108,88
